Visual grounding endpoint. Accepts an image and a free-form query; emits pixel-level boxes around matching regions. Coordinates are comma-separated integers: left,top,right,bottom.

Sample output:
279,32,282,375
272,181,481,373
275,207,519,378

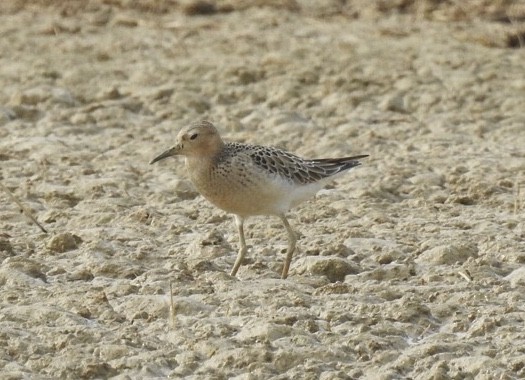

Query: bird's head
150,120,224,164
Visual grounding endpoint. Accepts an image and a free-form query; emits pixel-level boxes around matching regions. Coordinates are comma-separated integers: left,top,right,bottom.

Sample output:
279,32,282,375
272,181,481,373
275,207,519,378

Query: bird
150,120,368,279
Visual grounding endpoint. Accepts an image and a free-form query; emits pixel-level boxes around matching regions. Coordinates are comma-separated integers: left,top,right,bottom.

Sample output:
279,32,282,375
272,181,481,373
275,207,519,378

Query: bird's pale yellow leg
230,215,247,277
279,214,297,279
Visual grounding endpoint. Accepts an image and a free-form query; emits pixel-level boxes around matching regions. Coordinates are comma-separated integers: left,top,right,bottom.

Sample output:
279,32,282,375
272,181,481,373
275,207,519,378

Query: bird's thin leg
230,215,247,277
279,214,297,279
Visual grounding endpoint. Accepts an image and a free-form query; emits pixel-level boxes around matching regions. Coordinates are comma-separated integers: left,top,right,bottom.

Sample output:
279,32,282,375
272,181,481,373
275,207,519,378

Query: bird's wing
226,142,367,185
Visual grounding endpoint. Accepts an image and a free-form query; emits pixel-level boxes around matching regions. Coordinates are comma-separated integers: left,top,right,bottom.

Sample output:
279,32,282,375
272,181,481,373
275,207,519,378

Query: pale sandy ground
1,1,525,379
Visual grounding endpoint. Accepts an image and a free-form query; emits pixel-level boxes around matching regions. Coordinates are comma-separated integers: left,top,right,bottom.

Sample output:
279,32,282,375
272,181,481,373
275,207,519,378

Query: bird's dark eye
189,133,198,140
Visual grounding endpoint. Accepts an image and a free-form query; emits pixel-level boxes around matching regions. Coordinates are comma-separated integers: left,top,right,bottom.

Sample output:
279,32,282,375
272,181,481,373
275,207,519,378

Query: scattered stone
0,239,14,255
10,105,41,120
182,1,217,16
113,17,139,27
294,256,359,282
172,179,200,200
47,232,82,253
0,257,48,285
236,321,292,343
409,172,444,186
504,266,525,287
96,86,122,100
313,282,354,295
416,242,478,265
360,262,413,281
379,92,408,113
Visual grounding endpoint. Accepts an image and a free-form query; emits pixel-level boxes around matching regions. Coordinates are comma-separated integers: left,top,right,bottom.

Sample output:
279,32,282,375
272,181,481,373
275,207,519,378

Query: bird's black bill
150,147,176,164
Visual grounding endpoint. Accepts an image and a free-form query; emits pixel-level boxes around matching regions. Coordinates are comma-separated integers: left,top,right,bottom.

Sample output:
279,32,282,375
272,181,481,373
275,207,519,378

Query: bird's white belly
193,171,322,216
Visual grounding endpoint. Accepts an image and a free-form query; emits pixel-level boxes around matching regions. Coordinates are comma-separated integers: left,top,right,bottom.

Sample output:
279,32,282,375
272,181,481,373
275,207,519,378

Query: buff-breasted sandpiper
151,120,368,279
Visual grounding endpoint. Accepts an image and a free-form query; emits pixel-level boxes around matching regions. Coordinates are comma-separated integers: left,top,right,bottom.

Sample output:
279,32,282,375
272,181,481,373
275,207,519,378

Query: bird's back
219,142,367,185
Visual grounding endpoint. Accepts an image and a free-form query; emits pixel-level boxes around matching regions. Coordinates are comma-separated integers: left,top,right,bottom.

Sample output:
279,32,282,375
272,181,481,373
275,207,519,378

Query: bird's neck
185,155,214,189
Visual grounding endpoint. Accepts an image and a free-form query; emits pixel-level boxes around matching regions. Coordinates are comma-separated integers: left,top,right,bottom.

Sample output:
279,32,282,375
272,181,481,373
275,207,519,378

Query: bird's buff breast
186,159,293,216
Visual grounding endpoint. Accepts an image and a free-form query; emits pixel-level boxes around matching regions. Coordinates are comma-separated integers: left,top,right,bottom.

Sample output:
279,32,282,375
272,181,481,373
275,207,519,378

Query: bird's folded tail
310,154,369,172
292,154,369,184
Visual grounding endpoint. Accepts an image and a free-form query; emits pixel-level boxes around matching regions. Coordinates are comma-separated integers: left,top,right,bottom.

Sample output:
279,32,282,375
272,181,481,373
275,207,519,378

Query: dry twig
169,280,176,327
0,181,47,233
458,270,473,283
515,175,522,215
